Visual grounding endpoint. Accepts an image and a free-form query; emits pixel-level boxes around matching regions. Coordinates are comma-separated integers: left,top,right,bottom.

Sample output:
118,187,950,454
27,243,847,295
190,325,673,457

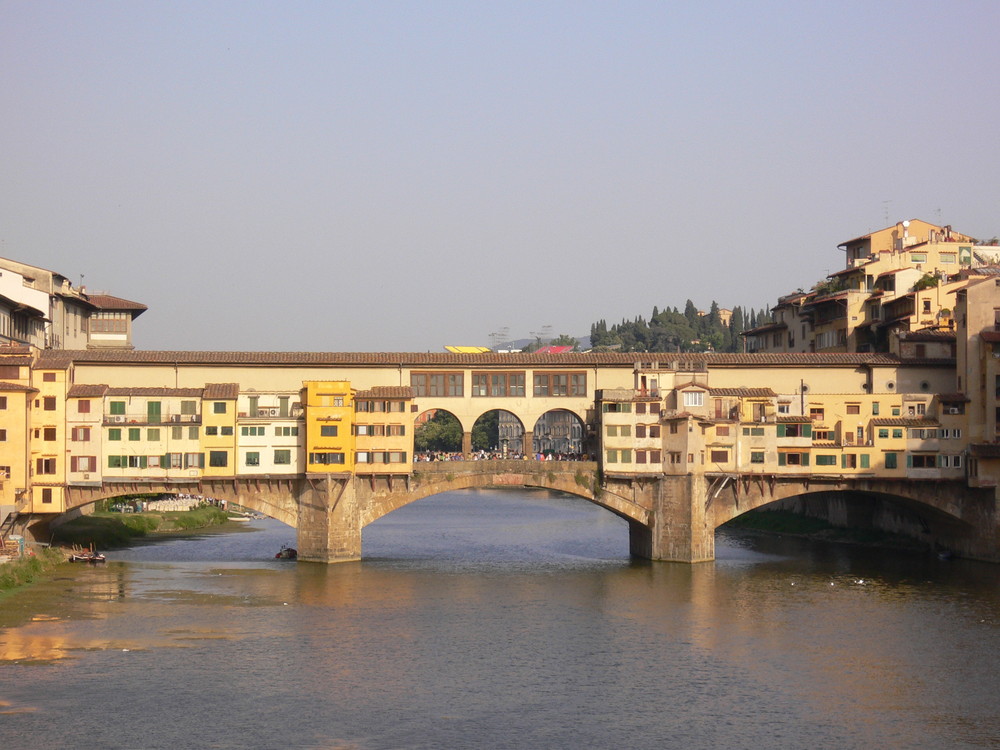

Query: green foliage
414,410,462,451
589,302,765,353
169,506,229,530
0,548,65,594
912,273,940,292
472,410,500,451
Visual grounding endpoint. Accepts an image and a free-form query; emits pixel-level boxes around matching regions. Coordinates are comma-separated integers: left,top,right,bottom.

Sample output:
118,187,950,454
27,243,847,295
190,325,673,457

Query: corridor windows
472,372,526,397
411,372,464,397
310,452,345,465
533,372,586,397
209,451,228,467
274,449,292,465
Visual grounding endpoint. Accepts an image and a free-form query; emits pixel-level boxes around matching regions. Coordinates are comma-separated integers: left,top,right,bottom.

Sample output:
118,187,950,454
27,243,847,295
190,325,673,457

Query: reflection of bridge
60,462,997,562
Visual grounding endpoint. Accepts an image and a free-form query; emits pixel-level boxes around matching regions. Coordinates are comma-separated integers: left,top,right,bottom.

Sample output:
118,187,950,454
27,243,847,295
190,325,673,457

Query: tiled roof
33,349,915,370
355,386,415,399
741,322,787,336
870,417,940,427
203,383,239,399
67,384,109,397
86,294,148,314
902,330,956,342
105,387,204,397
675,381,709,390
937,392,970,403
709,388,777,397
0,380,37,392
981,331,1000,343
0,357,36,366
776,415,813,423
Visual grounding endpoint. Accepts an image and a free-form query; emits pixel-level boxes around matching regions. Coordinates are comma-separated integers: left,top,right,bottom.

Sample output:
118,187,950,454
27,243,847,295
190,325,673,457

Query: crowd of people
414,451,589,462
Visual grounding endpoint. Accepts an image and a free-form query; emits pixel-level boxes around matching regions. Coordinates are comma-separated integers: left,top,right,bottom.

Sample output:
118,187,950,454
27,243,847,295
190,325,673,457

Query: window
909,454,936,468
649,425,661,438
636,403,647,415
750,451,765,464
110,401,126,415
846,404,860,415
892,407,901,416
43,396,56,411
188,426,199,440
893,429,903,438
815,455,837,466
842,454,857,469
320,425,339,437
872,402,880,415
310,452,345,465
777,403,790,414
181,400,197,415
70,456,96,472
275,426,298,437
472,372,526,397
0,429,7,441
411,372,464,397
246,452,260,467
636,424,646,438
710,450,728,463
602,403,632,413
43,427,56,441
716,425,730,437
274,449,291,465
809,407,825,420
128,428,141,441
355,451,370,464
682,391,704,407
333,397,344,407
209,451,228,467
43,372,56,382
878,429,889,439
388,424,406,436
185,453,204,468
108,455,125,468
205,426,218,435
77,400,91,414
41,488,52,503
213,402,227,414
108,428,121,441
127,455,147,469
606,450,618,463
36,458,56,474
221,426,234,436
147,428,160,441
72,427,91,441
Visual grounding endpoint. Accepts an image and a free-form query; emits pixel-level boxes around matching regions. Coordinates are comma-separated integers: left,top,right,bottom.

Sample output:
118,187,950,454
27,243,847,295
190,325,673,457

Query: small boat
275,545,297,560
70,551,106,563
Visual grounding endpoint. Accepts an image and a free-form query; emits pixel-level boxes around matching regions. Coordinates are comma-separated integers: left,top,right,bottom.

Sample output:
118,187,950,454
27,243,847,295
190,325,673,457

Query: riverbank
0,547,66,596
51,505,234,549
723,509,929,552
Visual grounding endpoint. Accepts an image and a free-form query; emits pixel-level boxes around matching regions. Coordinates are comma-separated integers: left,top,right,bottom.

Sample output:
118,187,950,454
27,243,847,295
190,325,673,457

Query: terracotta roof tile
67,384,109,398
709,388,777,397
203,383,239,399
86,294,148,314
0,381,37,392
355,386,415,399
870,417,940,427
105,387,204,397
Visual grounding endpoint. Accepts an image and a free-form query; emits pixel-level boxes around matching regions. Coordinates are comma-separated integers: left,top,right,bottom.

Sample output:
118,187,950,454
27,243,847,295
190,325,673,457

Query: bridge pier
296,475,361,563
646,474,714,563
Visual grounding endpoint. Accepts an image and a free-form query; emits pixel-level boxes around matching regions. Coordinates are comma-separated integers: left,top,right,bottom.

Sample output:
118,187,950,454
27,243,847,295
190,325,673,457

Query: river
1,488,999,749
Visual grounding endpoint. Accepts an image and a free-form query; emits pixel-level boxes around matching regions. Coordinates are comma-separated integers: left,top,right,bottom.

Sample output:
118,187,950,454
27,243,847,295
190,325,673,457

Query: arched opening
532,409,587,459
473,409,523,458
719,489,975,557
362,487,631,563
414,408,463,458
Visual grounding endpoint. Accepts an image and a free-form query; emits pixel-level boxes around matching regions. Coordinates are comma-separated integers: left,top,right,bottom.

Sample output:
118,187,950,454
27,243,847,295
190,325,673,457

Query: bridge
54,461,999,563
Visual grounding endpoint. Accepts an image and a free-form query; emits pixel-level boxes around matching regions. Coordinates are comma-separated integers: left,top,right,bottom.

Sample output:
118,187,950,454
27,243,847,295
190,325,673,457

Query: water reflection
1,489,999,749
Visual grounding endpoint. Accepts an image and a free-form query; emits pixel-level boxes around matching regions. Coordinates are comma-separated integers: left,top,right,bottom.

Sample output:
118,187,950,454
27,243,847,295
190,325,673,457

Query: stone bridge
52,463,1000,563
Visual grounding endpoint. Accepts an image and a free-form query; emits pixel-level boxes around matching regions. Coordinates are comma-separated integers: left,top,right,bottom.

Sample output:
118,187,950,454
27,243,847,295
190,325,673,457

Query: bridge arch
531,408,586,457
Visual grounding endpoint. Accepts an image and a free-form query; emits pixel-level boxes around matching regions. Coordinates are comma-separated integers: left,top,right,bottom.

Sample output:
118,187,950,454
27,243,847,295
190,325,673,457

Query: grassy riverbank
0,547,66,595
52,505,233,549
723,509,927,551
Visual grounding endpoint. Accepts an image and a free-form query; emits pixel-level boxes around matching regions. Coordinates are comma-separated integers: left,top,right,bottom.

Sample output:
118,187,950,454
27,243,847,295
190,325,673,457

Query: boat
69,551,106,563
275,545,297,560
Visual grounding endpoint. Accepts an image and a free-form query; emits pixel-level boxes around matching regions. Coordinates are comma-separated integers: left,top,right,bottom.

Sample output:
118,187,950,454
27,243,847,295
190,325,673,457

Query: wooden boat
275,545,297,560
69,551,106,563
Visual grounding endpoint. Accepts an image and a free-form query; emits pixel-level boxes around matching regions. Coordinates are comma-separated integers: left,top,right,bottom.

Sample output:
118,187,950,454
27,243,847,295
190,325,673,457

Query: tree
414,411,462,452
472,410,500,451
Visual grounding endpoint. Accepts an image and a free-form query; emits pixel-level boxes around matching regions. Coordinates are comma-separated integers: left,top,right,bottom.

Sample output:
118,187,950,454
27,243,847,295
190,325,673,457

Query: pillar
644,474,715,563
462,431,473,457
523,430,533,458
295,475,361,563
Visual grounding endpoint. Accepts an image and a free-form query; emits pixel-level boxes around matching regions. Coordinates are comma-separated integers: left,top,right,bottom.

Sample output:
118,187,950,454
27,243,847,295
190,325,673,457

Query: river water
2,488,1000,750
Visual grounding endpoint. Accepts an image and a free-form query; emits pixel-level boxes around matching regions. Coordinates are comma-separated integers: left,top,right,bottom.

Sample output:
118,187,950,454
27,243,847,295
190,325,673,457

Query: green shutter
861,454,870,469
778,453,786,466
802,424,812,438
842,454,848,469
906,454,913,468
777,424,786,437
140,456,148,469
801,453,809,466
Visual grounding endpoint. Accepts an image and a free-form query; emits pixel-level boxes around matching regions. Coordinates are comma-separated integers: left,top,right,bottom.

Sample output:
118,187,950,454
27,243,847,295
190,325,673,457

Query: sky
1,1,998,352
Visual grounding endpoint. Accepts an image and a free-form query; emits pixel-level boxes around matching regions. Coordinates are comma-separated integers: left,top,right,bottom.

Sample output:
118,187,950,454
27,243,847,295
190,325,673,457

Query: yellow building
303,381,354,473
200,384,239,477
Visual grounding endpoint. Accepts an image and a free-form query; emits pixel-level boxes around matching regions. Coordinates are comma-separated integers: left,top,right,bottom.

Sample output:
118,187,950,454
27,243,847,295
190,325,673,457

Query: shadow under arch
716,481,977,552
531,408,587,458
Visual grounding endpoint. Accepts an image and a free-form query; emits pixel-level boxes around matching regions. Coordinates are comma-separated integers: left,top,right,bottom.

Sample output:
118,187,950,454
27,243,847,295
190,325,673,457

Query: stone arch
711,476,981,554
531,408,586,458
471,408,524,457
358,461,648,530
413,407,465,456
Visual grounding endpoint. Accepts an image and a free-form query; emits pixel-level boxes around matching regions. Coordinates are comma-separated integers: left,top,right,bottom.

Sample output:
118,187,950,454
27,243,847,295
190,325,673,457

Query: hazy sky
2,1,998,351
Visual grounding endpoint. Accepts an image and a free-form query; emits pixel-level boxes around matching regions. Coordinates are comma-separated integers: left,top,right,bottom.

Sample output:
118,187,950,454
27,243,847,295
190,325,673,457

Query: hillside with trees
588,300,772,353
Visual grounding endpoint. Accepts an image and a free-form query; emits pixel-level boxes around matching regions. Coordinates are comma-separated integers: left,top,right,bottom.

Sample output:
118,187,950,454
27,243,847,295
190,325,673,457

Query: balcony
104,413,202,425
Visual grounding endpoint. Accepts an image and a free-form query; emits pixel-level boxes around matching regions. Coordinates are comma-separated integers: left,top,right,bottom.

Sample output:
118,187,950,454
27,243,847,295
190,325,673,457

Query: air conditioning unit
949,408,960,414
112,415,125,423
268,408,279,416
